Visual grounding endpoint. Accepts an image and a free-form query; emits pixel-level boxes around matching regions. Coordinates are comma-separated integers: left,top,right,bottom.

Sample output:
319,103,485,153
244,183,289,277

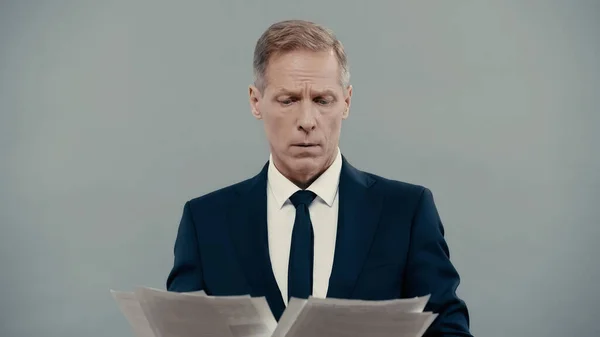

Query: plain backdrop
1,1,598,337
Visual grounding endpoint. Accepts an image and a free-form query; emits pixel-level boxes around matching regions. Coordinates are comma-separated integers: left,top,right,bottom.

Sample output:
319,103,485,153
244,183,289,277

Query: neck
273,150,338,189
288,172,323,190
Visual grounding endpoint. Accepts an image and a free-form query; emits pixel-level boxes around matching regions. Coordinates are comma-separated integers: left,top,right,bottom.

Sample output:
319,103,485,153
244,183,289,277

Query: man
166,20,471,336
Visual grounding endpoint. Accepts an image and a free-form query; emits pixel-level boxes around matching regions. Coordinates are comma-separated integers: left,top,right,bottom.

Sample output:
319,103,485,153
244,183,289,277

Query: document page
133,287,275,337
204,294,275,337
250,297,278,332
307,295,430,313
112,288,436,337
284,296,437,337
270,298,308,337
110,290,156,337
185,290,276,331
134,287,234,337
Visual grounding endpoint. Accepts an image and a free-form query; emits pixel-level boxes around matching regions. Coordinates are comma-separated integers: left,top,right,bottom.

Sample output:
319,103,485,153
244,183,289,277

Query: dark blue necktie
287,190,317,301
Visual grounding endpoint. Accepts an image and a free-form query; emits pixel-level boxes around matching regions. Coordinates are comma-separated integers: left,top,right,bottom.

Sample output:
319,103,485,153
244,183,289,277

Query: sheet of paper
110,290,156,337
307,294,430,313
204,295,275,337
180,291,276,335
415,313,438,337
188,290,207,295
113,287,437,337
270,298,307,337
133,287,274,337
134,287,234,337
250,297,278,332
284,299,437,337
182,291,276,336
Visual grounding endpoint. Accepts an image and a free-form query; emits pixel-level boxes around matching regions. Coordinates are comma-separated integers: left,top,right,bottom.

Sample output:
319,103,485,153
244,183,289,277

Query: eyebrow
274,88,337,97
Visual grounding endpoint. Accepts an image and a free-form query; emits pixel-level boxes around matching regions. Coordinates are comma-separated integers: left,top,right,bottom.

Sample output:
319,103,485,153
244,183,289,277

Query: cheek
324,114,343,138
264,114,289,143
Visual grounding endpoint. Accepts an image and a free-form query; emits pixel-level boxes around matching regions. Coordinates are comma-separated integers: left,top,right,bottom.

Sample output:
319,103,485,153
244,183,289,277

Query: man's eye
279,98,295,105
315,98,332,105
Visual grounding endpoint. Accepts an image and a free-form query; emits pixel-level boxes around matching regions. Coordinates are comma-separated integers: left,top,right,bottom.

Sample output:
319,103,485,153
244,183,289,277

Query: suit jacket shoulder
186,166,264,212
358,169,435,219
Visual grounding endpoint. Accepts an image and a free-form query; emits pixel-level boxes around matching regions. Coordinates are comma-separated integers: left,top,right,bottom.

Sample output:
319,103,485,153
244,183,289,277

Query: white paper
188,290,207,295
134,287,234,337
270,298,308,337
173,291,276,332
307,294,430,313
250,297,278,332
204,295,275,337
285,299,437,337
110,290,156,337
112,287,436,337
133,287,275,337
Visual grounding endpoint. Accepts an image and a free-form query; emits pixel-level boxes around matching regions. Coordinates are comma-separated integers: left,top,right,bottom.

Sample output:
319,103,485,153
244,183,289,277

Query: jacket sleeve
403,188,472,337
166,201,205,292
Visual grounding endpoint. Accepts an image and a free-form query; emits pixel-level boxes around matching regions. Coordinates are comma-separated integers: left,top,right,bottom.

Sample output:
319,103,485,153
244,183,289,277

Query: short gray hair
253,20,350,91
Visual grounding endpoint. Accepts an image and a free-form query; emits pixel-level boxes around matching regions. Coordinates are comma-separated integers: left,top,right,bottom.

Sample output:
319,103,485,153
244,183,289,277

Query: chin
288,156,322,173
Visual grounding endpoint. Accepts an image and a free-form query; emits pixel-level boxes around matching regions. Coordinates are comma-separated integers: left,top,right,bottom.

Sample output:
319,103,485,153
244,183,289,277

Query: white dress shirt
267,148,342,304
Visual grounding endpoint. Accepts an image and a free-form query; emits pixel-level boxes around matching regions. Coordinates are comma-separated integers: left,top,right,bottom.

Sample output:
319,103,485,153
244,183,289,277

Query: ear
342,84,352,119
249,85,263,120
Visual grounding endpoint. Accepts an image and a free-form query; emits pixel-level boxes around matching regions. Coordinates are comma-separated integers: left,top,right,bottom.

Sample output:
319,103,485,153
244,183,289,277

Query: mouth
292,143,319,147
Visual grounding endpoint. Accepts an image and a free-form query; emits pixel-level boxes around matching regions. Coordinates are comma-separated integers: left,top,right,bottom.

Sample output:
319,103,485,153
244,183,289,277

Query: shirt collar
267,147,342,209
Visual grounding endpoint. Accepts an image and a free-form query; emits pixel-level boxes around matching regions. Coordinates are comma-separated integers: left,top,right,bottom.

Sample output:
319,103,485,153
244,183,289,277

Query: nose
297,101,317,133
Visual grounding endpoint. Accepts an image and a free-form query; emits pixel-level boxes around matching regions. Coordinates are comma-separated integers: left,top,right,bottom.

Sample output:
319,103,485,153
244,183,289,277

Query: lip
291,143,319,147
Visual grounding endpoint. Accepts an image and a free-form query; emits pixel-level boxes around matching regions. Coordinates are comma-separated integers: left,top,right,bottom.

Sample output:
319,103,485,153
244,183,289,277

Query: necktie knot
289,190,317,208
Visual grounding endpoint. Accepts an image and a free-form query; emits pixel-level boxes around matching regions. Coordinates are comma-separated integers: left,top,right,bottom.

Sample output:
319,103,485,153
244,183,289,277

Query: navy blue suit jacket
166,157,471,336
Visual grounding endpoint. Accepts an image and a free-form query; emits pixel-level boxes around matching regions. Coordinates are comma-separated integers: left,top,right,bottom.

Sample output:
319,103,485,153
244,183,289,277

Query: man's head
249,20,352,188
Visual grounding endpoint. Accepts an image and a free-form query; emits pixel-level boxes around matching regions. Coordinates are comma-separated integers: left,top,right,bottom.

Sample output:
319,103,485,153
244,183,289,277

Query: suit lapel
227,156,383,318
327,157,383,299
227,162,286,320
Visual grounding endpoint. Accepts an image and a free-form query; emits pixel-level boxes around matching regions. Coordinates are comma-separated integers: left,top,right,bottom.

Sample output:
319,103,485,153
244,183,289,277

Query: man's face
249,49,352,184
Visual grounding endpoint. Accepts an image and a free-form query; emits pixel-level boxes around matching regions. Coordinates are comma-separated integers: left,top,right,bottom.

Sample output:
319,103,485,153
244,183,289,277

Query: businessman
166,20,471,336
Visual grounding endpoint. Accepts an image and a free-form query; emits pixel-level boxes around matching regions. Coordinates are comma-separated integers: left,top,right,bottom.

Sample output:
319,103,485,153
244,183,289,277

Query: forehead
264,49,341,92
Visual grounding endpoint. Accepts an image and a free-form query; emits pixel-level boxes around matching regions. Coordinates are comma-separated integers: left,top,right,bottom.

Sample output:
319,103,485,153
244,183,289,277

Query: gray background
1,1,598,336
